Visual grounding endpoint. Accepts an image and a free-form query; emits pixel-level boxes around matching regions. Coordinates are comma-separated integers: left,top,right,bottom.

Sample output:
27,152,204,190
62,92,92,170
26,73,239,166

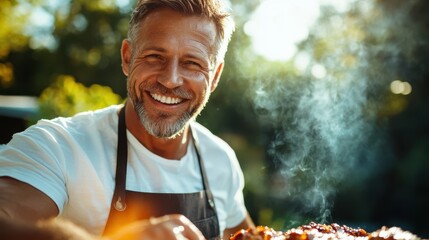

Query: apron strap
112,106,127,211
191,127,217,210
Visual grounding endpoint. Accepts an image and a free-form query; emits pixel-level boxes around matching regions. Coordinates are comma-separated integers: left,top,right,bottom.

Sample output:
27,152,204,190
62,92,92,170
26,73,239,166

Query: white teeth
151,93,183,104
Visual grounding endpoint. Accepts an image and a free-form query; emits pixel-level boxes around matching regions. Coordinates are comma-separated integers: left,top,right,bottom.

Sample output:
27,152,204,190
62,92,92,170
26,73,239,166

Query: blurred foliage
0,0,428,238
0,0,129,96
0,0,30,58
36,75,122,120
0,0,30,87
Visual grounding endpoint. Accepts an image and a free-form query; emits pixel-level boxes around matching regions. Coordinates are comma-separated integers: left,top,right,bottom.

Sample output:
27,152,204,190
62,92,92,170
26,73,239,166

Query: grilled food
229,222,421,240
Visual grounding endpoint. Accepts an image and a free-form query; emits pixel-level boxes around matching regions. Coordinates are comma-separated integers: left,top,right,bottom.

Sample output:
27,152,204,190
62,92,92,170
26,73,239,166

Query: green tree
0,0,32,87
0,0,130,96
36,75,122,120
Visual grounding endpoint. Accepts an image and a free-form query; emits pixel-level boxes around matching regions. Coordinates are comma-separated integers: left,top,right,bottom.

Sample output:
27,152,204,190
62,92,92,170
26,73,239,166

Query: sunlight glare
244,0,356,61
390,80,412,95
311,64,327,79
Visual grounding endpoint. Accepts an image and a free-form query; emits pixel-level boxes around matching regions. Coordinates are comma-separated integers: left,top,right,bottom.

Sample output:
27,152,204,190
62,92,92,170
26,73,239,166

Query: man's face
122,8,222,138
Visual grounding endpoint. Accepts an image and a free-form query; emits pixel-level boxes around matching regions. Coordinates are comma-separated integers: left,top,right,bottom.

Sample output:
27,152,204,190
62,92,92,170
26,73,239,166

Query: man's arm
223,212,255,239
0,177,205,240
0,177,58,221
0,176,95,240
0,216,95,240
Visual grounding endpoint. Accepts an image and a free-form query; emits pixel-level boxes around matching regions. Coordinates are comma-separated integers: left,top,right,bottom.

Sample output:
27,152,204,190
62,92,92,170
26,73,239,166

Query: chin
142,116,190,139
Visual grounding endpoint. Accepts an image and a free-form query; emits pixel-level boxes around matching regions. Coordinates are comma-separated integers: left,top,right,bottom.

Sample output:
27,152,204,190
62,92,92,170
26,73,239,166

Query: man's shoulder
191,121,235,155
19,104,122,144
191,122,223,142
38,105,121,129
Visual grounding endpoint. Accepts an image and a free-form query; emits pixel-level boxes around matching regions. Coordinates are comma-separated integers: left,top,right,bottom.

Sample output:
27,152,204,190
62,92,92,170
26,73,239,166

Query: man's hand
223,213,254,239
108,214,205,240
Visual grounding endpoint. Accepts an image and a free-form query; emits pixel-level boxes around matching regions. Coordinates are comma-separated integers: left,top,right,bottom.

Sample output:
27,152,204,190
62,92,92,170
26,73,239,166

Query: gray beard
127,78,210,139
133,101,193,139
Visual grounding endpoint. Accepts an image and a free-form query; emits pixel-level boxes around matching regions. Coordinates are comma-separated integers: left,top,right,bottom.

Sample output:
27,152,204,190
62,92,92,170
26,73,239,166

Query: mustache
135,81,195,100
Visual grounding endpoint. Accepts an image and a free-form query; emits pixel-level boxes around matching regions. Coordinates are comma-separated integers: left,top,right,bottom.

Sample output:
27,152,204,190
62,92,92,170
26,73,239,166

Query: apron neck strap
113,106,128,211
190,126,217,209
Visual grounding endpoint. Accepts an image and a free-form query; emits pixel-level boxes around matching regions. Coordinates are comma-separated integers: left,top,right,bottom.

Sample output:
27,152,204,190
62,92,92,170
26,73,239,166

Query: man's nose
158,60,183,89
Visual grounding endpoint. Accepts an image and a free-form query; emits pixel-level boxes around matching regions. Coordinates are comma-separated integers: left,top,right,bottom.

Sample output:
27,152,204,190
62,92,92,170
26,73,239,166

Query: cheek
193,74,211,90
127,69,144,101
193,80,211,103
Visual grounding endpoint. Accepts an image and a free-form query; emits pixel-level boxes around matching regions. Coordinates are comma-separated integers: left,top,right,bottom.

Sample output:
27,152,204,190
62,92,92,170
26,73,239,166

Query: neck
124,101,190,160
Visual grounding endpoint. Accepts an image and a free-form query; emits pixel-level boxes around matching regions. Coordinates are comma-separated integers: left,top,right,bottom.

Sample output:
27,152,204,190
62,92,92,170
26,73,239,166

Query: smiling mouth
150,93,184,105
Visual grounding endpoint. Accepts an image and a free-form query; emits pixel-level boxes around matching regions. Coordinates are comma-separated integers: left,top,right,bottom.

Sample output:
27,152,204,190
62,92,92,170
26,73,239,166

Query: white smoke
247,0,421,224
253,62,380,222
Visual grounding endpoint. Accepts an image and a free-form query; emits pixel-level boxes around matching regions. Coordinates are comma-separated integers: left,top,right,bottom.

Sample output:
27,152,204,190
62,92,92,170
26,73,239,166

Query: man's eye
183,61,203,70
144,55,163,64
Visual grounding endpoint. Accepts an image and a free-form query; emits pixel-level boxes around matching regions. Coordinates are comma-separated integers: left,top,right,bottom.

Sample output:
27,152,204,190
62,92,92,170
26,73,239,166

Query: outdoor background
0,0,428,237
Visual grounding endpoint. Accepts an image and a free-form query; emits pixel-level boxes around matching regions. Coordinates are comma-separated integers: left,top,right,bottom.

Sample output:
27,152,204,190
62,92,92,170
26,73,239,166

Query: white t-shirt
0,105,247,236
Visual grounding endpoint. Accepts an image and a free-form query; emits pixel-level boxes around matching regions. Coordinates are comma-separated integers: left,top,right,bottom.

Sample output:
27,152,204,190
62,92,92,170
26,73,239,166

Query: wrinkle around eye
135,56,165,67
182,61,203,71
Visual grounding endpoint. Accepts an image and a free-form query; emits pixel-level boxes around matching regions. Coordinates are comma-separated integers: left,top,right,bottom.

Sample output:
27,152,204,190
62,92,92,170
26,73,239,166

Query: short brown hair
128,0,235,64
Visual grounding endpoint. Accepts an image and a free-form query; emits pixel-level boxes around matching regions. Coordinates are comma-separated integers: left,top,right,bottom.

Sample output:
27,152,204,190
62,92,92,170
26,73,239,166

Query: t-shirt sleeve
0,121,68,213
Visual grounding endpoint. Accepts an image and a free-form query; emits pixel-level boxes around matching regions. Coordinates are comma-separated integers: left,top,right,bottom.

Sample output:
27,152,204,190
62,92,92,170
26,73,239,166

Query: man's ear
121,39,132,77
210,62,224,92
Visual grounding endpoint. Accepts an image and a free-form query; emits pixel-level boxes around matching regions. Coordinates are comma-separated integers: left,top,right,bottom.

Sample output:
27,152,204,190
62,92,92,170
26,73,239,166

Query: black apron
102,106,220,239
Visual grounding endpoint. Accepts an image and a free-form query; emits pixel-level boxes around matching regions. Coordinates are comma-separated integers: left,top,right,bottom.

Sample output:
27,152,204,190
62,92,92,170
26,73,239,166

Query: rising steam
253,61,380,223
248,0,420,225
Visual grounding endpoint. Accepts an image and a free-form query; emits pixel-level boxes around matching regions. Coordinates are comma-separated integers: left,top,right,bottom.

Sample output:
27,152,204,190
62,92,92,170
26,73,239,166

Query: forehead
134,8,217,56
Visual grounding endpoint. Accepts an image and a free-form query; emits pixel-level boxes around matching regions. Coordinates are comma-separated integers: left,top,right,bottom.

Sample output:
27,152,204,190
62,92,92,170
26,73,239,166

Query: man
0,0,254,239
